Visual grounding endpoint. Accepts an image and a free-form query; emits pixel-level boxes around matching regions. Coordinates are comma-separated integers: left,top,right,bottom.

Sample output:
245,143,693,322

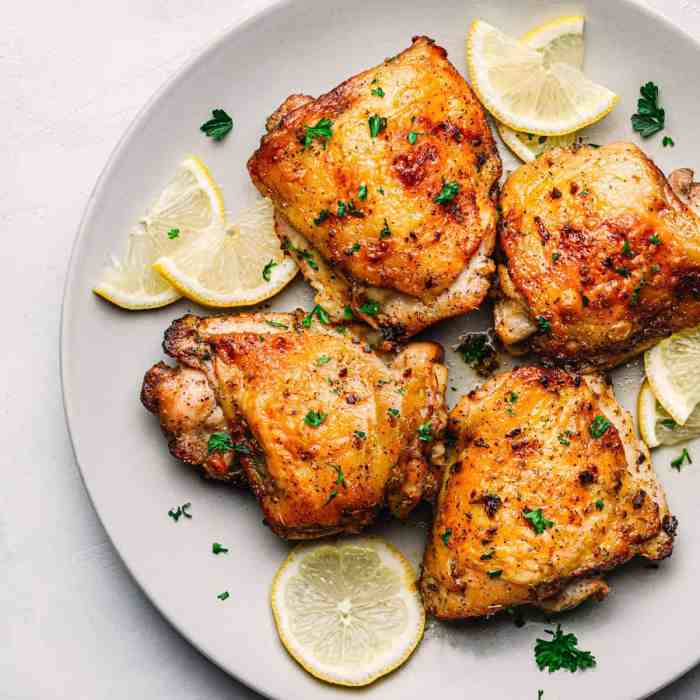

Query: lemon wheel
270,536,424,687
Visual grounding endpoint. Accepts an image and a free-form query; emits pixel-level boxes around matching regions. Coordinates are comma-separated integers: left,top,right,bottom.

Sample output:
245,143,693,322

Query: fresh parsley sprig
631,82,665,138
534,625,596,673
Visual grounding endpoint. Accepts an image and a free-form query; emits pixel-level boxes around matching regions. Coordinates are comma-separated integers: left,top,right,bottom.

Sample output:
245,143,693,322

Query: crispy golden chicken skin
420,366,676,620
496,142,700,370
248,36,501,340
141,312,448,539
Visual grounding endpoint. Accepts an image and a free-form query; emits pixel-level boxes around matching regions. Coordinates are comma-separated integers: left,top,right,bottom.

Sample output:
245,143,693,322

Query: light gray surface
4,1,700,698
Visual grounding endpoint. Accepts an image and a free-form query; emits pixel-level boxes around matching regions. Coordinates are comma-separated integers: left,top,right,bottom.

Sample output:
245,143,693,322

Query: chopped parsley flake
316,354,331,366
615,266,631,278
622,240,635,257
380,219,391,238
671,448,692,471
358,184,368,200
217,591,230,601
434,180,460,205
595,499,605,510
661,418,677,429
200,109,233,141
371,86,385,97
487,570,503,578
523,508,554,534
480,549,495,561
441,528,452,545
354,430,367,440
589,415,611,438
265,320,289,329
649,233,662,245
417,421,433,442
167,228,180,240
302,117,333,150
304,410,327,427
558,430,574,446
168,502,192,522
534,624,596,673
208,432,233,454
359,299,380,316
552,251,561,262
537,316,551,333
407,131,418,145
314,209,330,226
368,114,387,138
302,304,330,327
262,259,277,281
343,305,354,320
284,239,319,270
387,408,400,418
212,542,229,555
662,136,675,147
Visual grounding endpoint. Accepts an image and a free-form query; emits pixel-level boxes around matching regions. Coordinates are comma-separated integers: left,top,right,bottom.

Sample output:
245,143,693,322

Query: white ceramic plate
62,1,700,698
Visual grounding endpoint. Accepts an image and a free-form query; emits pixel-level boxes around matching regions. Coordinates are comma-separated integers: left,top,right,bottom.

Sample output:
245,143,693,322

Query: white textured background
2,1,699,698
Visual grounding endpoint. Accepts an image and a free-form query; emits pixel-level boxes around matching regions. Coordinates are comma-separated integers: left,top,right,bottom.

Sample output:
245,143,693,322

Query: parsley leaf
595,499,605,510
537,316,551,334
487,570,503,578
534,625,596,673
523,508,554,535
217,591,230,601
368,114,387,138
649,233,662,245
284,239,319,270
262,259,277,281
353,430,367,440
200,109,233,141
558,430,573,446
358,184,368,200
380,219,391,238
441,528,452,545
212,542,229,555
408,131,418,145
662,135,675,147
343,305,354,320
388,408,400,418
589,415,611,438
302,117,333,150
371,86,385,97
304,410,327,427
434,180,460,204
631,82,665,138
208,432,233,454
671,448,692,471
417,421,433,442
167,228,180,240
316,354,332,366
168,502,192,522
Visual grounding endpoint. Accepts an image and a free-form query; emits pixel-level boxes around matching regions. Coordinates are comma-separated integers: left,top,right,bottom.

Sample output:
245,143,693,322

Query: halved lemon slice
497,16,585,161
270,536,424,687
645,325,700,425
468,19,618,135
93,156,226,309
93,227,181,310
153,198,297,308
638,380,700,448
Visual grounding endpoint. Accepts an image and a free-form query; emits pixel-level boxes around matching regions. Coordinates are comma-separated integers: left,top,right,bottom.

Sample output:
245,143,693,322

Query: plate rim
59,1,700,698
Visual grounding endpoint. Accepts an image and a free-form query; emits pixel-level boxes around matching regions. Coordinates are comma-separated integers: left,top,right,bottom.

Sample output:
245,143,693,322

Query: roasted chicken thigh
141,312,448,539
248,36,501,341
496,142,700,370
420,366,676,619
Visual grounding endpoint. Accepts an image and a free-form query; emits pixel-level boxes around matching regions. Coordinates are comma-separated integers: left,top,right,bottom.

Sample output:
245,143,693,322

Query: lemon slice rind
270,536,425,687
638,379,700,447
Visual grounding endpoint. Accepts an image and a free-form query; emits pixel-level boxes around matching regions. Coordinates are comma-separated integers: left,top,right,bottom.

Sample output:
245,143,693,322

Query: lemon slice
153,198,297,308
645,325,700,425
93,156,226,310
467,19,618,135
142,155,226,245
638,380,700,448
497,16,585,161
270,537,424,687
93,227,181,309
